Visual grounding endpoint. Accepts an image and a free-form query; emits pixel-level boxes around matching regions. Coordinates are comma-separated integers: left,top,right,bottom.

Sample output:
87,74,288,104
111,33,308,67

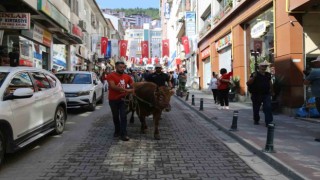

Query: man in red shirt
106,61,134,141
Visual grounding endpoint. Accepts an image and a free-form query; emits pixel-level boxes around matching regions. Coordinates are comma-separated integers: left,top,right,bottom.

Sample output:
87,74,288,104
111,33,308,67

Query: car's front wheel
0,131,5,166
88,94,96,111
54,106,66,134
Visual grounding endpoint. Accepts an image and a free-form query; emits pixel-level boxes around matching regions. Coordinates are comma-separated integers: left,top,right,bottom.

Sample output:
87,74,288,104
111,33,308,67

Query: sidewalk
175,90,320,180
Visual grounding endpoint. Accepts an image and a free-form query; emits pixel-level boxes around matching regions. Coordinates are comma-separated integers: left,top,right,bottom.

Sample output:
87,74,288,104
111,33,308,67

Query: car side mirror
3,88,33,101
93,80,98,85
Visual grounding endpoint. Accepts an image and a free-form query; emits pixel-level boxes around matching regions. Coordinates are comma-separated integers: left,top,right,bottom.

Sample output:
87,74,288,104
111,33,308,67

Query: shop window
247,8,274,74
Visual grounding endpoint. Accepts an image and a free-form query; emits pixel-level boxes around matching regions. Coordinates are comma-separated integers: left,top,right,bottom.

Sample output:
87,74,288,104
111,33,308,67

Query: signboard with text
185,11,196,37
0,12,30,29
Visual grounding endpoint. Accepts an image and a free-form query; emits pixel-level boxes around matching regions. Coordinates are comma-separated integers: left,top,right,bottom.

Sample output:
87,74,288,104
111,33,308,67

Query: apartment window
73,0,79,16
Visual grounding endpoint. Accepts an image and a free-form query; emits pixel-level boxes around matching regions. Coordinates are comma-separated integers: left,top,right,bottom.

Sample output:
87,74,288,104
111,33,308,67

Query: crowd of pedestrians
103,62,180,141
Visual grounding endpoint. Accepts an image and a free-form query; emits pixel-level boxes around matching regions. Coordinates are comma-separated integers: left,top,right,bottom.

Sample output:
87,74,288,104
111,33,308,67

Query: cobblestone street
38,97,265,180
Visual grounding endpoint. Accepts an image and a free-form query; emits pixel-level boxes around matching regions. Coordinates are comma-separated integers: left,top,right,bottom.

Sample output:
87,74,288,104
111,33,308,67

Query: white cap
258,60,271,66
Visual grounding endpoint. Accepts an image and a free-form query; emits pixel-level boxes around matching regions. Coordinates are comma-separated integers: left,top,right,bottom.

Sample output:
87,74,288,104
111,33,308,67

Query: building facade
0,0,110,73
162,0,320,113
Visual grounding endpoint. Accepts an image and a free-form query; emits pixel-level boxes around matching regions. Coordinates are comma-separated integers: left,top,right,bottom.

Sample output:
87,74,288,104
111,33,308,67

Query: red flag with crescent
147,58,151,64
141,41,149,58
140,58,143,65
162,39,169,57
101,37,108,55
119,40,128,58
155,57,159,64
181,36,190,54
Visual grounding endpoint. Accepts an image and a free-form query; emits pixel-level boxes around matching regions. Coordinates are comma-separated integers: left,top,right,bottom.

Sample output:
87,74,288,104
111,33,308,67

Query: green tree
113,8,159,20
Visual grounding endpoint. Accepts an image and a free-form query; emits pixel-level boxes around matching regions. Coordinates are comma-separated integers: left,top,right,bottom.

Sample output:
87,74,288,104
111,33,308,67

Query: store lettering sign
201,47,210,59
72,24,83,38
33,24,44,43
251,21,270,39
43,30,52,47
0,12,30,29
38,0,70,32
216,33,232,51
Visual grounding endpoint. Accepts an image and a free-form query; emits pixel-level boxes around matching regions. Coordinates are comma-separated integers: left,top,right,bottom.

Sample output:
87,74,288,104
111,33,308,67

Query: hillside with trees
114,8,159,20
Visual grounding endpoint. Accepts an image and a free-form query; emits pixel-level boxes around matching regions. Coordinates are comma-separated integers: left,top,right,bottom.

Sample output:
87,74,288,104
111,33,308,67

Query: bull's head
155,87,174,110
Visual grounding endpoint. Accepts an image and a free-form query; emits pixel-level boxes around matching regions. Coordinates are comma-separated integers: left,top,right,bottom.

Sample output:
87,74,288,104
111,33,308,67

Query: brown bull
126,82,174,140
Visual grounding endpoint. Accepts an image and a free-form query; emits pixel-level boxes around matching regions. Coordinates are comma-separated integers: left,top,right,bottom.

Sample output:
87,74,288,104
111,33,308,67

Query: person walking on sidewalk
303,56,320,142
208,72,219,104
217,68,233,109
246,60,273,126
106,61,134,141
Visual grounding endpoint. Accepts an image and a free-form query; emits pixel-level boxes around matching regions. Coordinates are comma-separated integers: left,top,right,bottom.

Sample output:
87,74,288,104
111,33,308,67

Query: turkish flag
101,37,108,55
141,41,149,58
147,58,151,64
181,36,190,54
162,39,169,57
176,58,181,65
140,58,143,65
155,57,159,64
119,40,128,58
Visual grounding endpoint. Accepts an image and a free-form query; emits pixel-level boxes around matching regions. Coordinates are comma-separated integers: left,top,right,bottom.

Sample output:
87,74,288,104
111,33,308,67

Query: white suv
55,71,104,111
0,67,67,166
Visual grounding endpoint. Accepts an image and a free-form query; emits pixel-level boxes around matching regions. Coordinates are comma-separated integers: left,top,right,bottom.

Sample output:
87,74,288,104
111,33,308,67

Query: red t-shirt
106,72,133,100
218,71,233,90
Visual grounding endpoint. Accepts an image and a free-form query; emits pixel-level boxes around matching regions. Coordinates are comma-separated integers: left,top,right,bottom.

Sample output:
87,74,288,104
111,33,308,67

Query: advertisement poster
53,44,67,71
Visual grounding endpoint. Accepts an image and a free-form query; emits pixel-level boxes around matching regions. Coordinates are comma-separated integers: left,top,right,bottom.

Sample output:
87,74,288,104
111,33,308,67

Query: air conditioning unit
79,20,87,32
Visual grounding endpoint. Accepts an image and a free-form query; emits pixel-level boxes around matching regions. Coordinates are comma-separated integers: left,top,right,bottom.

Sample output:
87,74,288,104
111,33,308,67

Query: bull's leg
139,116,147,134
129,110,135,124
153,110,162,140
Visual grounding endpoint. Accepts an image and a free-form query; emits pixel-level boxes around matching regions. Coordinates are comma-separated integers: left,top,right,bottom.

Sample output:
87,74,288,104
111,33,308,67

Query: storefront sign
72,24,83,39
251,21,270,39
201,47,210,59
0,12,30,29
33,24,44,43
185,11,196,37
43,30,52,47
216,34,232,51
38,0,70,32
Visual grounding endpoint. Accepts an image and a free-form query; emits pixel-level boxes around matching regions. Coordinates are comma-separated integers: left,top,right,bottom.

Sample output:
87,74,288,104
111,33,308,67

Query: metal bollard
185,92,189,101
229,110,238,131
191,95,195,106
263,123,276,153
199,98,204,111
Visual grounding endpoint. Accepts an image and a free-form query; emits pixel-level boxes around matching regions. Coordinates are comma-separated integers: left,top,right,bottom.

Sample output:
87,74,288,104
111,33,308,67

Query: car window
30,72,51,91
45,74,57,88
4,72,33,97
56,73,92,84
0,72,9,88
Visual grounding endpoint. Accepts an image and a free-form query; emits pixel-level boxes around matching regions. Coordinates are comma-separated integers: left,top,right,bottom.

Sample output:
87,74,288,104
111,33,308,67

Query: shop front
216,33,232,73
200,46,211,89
246,8,274,75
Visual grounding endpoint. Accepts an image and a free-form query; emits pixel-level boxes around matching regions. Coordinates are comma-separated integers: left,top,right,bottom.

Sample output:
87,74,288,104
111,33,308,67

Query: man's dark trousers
251,94,273,125
109,100,127,137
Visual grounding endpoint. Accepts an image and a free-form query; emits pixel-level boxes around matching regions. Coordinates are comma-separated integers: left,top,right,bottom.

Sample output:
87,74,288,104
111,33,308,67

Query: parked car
0,66,67,166
55,71,104,111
